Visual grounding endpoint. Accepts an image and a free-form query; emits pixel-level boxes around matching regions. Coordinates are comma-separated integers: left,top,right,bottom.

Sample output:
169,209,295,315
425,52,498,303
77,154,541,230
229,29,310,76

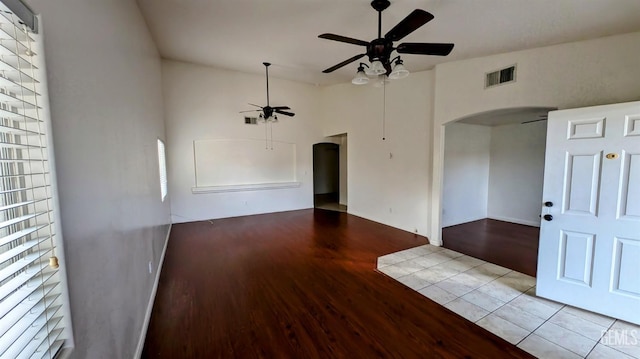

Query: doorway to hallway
313,142,346,212
441,106,555,277
313,134,348,212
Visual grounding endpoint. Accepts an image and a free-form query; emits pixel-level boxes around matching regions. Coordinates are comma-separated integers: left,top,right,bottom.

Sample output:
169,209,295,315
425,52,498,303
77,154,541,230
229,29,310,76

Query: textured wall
162,60,324,223
431,31,640,243
487,122,547,227
26,0,171,357
321,71,434,237
442,123,491,227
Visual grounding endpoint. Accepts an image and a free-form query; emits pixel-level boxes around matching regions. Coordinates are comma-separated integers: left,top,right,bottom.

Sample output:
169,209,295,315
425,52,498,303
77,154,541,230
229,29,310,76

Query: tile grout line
514,303,573,357
380,246,638,359
592,319,634,358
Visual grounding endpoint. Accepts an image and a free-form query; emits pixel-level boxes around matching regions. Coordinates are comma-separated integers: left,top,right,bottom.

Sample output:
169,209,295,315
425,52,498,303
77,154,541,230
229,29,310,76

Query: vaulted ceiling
137,0,640,86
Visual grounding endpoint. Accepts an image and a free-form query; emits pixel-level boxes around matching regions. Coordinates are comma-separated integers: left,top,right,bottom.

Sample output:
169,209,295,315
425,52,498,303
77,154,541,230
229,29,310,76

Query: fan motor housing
371,0,391,12
263,106,274,119
367,38,393,64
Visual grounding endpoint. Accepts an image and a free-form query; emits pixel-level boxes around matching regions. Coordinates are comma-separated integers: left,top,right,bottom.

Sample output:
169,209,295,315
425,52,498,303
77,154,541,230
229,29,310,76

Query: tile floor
377,244,640,359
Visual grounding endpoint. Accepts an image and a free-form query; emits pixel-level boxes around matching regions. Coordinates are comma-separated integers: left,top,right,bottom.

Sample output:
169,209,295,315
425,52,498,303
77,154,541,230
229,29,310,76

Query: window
157,139,167,202
0,2,72,358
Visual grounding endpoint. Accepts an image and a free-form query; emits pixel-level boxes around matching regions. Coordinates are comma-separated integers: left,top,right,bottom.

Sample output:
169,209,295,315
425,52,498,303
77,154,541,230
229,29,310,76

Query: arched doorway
440,106,556,276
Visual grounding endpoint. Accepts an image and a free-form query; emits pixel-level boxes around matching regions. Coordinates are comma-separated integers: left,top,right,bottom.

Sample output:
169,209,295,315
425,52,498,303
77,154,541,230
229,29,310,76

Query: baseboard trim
134,224,172,359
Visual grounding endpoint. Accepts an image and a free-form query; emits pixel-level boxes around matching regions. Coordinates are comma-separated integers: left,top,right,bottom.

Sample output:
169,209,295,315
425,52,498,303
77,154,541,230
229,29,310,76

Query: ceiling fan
318,0,454,84
240,62,295,121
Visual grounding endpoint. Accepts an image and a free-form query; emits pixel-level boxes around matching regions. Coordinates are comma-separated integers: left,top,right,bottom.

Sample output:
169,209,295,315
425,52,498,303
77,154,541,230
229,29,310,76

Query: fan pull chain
265,120,268,149
382,79,386,141
270,121,274,150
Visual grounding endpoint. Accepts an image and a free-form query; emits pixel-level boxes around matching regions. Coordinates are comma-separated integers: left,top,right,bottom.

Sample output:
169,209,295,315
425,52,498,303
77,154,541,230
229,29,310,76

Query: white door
537,101,640,325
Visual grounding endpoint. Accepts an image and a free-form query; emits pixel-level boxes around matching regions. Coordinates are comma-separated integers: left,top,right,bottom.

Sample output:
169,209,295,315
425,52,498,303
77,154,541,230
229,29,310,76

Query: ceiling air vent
244,116,258,125
485,65,516,88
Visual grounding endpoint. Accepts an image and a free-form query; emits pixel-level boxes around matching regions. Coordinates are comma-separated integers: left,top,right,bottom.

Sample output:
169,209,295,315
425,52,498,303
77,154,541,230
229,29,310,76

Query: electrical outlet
148,261,153,274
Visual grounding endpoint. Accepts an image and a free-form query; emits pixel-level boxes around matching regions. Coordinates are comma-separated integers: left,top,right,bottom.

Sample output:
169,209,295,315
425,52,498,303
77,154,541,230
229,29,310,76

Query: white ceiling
136,0,640,86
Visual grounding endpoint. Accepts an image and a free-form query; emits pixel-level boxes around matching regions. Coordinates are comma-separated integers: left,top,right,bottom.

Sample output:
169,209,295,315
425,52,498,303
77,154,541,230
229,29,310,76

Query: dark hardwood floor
143,210,534,358
442,219,540,277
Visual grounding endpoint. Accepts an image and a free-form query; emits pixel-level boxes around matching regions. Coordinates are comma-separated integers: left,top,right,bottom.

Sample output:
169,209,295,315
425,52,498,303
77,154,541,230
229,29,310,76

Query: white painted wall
338,135,348,205
23,2,640,356
488,122,547,227
325,133,348,205
321,71,433,236
442,123,491,227
27,0,171,357
162,60,324,223
431,31,640,244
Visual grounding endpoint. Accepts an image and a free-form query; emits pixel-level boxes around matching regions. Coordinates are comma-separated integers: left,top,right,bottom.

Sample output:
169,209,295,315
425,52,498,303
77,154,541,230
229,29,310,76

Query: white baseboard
488,215,540,227
134,224,172,359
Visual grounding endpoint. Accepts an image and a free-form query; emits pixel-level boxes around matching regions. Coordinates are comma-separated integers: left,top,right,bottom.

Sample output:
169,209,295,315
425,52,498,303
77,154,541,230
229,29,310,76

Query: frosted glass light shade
351,70,369,85
364,66,377,76
389,62,409,79
370,60,386,75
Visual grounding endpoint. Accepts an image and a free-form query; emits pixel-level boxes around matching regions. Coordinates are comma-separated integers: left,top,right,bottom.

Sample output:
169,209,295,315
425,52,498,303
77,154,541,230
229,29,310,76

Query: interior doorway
440,107,556,276
313,135,347,212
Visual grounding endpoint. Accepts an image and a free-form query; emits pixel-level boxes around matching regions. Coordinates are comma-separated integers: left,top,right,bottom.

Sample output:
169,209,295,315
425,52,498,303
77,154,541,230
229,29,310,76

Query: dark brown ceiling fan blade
239,109,260,113
385,9,434,42
396,42,454,56
275,109,295,117
248,103,263,108
271,106,290,110
318,33,369,46
322,53,366,73
522,118,548,124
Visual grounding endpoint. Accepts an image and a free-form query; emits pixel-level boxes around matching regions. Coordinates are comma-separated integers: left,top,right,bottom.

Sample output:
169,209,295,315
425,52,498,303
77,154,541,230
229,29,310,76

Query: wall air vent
244,116,258,125
485,65,516,88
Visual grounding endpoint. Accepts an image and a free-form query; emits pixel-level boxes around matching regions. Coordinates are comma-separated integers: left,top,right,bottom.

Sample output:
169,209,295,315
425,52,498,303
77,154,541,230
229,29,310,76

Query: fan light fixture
320,0,455,86
389,57,409,80
370,59,386,75
351,63,370,85
352,57,410,85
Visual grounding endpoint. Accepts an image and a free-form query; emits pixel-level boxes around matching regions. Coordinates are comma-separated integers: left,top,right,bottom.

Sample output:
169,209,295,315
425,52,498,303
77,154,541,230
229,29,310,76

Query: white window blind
157,139,167,202
0,4,71,359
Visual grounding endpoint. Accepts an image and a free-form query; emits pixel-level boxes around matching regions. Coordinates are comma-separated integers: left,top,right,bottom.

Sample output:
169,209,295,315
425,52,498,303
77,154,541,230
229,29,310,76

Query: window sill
191,182,301,194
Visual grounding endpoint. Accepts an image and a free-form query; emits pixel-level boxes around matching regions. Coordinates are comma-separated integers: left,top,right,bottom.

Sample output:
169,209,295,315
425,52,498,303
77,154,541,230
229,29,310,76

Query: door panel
537,101,640,325
558,230,595,287
568,118,605,139
624,115,640,137
563,152,602,215
618,152,640,219
612,237,640,297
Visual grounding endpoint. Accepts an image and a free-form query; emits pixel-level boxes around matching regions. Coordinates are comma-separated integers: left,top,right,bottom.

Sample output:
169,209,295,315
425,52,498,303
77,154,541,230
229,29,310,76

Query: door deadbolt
606,153,619,160
544,201,553,207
